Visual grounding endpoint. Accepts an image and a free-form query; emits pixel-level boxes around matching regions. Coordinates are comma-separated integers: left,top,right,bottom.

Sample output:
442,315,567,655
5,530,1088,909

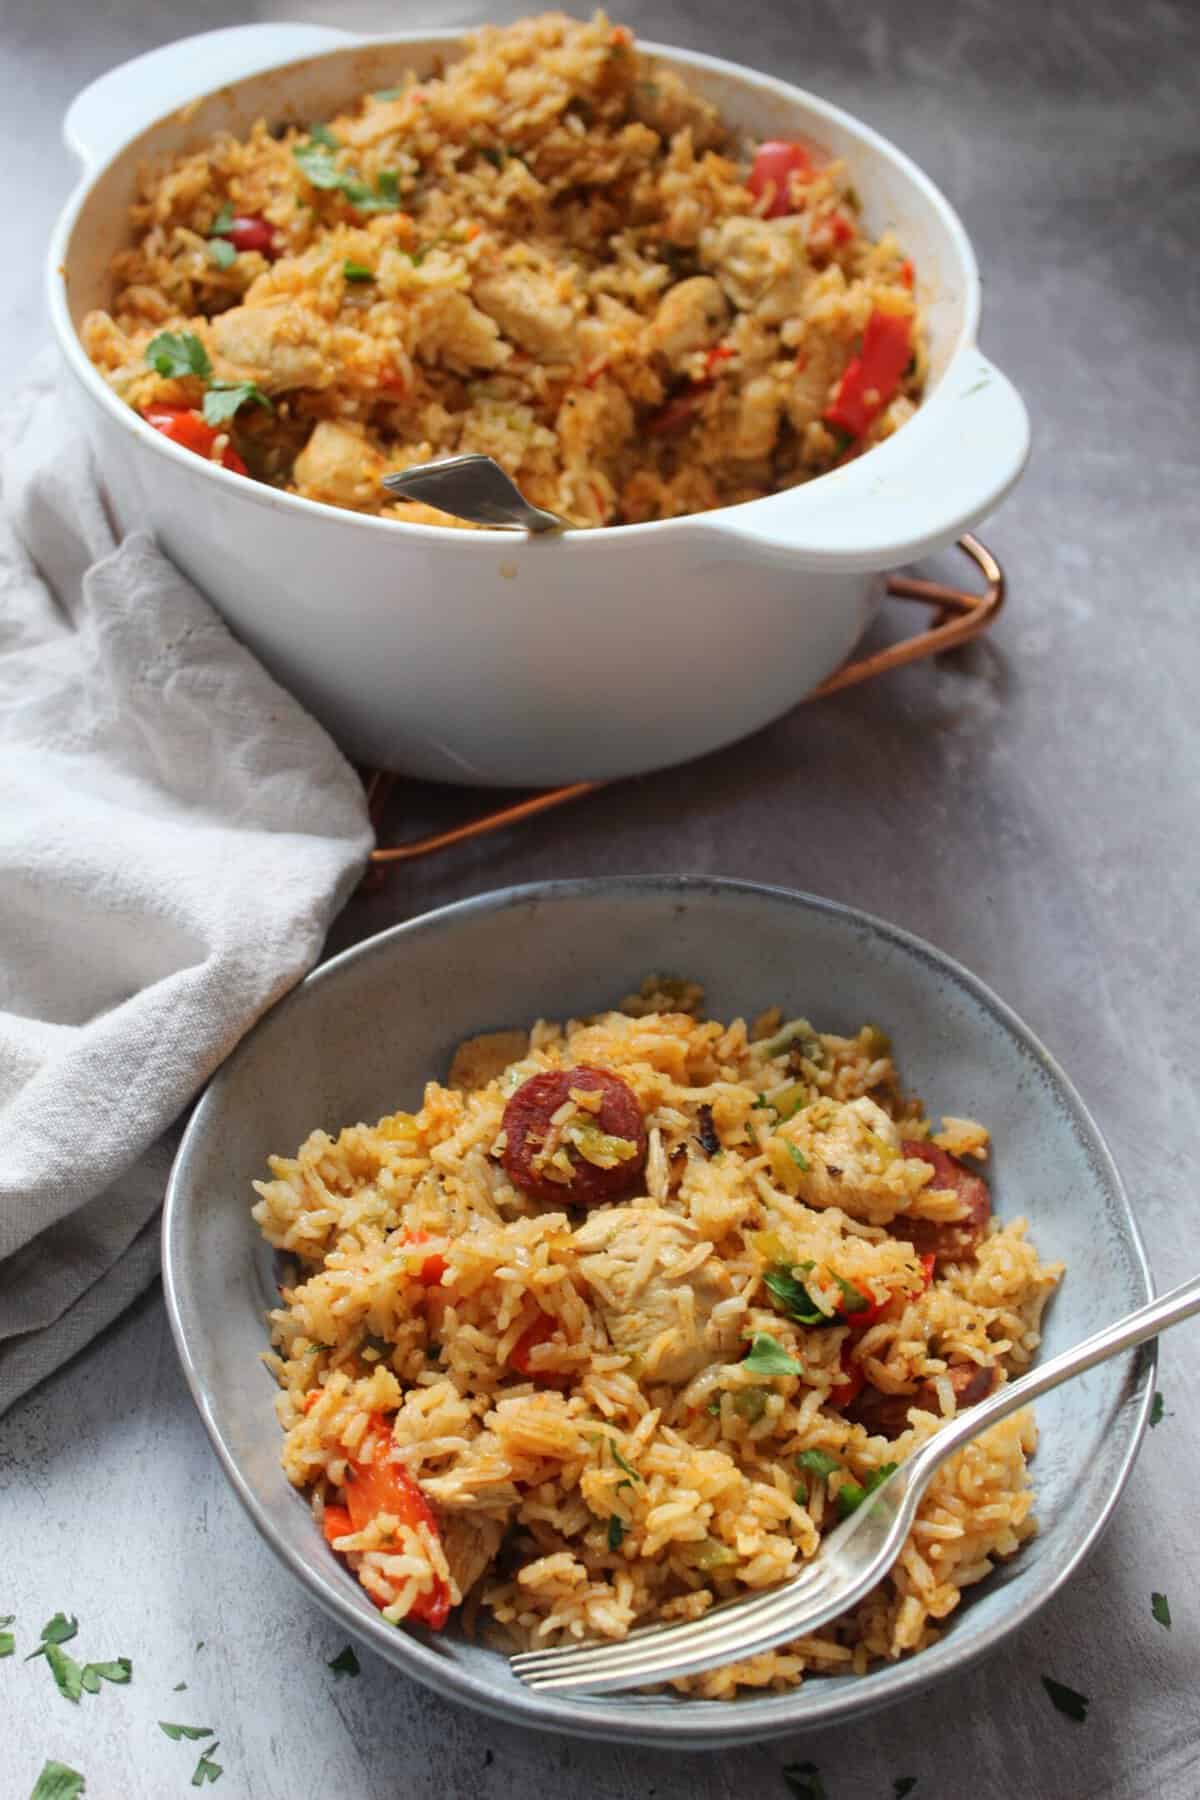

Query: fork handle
911,1270,1195,1475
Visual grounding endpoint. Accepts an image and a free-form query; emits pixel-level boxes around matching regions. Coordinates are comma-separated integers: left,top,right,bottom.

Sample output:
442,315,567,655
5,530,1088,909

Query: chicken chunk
701,217,811,323
473,269,579,362
573,1203,741,1383
445,1029,530,1094
208,302,332,392
776,1096,914,1224
646,276,729,367
292,421,384,510
732,373,783,459
436,1511,506,1603
410,290,509,374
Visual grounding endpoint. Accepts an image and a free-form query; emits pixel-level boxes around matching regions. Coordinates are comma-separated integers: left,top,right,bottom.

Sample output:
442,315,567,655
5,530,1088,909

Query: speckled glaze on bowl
163,878,1154,1748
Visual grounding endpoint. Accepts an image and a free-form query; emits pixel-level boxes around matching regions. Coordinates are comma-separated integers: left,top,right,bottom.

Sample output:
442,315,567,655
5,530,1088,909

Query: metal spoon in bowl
381,453,568,532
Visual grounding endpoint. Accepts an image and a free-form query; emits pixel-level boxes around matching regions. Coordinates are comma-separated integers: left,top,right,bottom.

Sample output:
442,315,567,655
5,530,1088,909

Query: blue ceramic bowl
163,878,1154,1747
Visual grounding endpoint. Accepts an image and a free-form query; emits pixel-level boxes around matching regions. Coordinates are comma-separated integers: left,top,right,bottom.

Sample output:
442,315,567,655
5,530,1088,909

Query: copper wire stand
364,531,1003,875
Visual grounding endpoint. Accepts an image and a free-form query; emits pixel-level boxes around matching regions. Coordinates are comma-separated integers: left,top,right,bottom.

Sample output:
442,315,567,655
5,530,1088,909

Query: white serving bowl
50,24,1029,785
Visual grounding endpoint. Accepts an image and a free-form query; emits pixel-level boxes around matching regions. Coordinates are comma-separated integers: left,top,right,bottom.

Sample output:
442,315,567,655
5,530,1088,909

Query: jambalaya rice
82,12,926,529
252,980,1062,1697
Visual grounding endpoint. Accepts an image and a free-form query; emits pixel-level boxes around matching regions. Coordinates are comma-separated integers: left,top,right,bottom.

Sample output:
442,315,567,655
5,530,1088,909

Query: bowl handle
63,22,356,173
708,349,1030,575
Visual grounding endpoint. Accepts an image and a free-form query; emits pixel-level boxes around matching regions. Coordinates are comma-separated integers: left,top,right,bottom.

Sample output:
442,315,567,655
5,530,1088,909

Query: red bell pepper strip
322,1502,353,1544
509,1313,557,1376
828,1356,865,1410
141,406,248,475
338,1419,450,1628
399,1228,447,1286
822,306,913,440
748,141,813,217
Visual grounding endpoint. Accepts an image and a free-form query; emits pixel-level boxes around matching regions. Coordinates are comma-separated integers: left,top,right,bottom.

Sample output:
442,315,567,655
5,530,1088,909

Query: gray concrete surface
2,0,1198,1794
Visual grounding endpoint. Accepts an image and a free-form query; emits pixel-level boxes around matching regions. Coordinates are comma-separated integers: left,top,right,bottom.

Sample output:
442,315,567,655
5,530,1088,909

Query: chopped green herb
328,1644,361,1678
1041,1675,1089,1722
201,381,273,428
607,1515,626,1550
30,1761,86,1800
293,139,402,213
191,1745,223,1787
731,1388,768,1422
962,377,991,397
0,1632,12,1657
159,1723,216,1742
195,1641,206,1652
706,1393,723,1416
145,332,211,382
212,201,235,235
35,1614,79,1650
373,86,404,101
308,122,340,149
1152,1591,1171,1629
0,1614,13,1625
343,260,376,282
751,1093,771,1110
894,1782,918,1798
173,1682,188,1691
829,1271,870,1315
81,1658,130,1688
830,428,856,456
610,1442,641,1481
786,1142,810,1172
1150,1390,1166,1427
375,170,401,203
44,1643,85,1703
782,1761,827,1800
764,1261,824,1326
796,1448,840,1480
834,1462,898,1519
742,1333,802,1377
761,1021,824,1063
208,238,237,270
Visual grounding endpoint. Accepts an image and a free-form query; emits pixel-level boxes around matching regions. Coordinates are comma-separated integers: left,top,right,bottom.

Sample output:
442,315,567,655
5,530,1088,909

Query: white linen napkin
0,357,374,1413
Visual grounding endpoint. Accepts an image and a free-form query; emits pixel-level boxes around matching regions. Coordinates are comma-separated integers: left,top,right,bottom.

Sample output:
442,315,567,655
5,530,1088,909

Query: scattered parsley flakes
328,1645,360,1678
763,1261,824,1326
44,1643,85,1703
742,1333,803,1377
0,1613,14,1624
782,1761,827,1800
1041,1675,1089,1722
202,381,273,427
292,138,402,212
373,85,404,101
343,260,376,282
29,1761,86,1799
145,332,211,382
159,1722,215,1742
308,122,340,148
1152,1591,1172,1629
35,1614,79,1651
1150,1390,1166,1427
173,1682,188,1692
208,238,237,270
0,1633,12,1658
82,1658,131,1688
191,1745,223,1787
786,1142,810,1172
211,201,235,235
609,1442,641,1481
607,1515,626,1551
796,1448,840,1480
894,1781,918,1798
835,1462,898,1520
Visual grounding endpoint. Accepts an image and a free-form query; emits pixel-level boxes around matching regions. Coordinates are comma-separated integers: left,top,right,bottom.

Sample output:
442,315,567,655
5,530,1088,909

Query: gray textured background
3,0,1198,1794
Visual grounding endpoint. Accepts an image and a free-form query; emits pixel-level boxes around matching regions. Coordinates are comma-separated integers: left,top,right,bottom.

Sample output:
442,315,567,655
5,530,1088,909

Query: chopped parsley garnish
208,238,237,270
30,1761,86,1800
211,201,235,235
796,1448,840,1480
343,261,376,282
159,1723,215,1742
145,332,212,382
782,1761,827,1800
1152,1591,1171,1629
328,1644,361,1678
191,1745,223,1787
829,1271,870,1315
80,1659,130,1690
742,1333,802,1377
609,1442,641,1481
0,1634,11,1657
374,85,404,101
1150,1390,1166,1427
1041,1675,1089,1722
763,1261,824,1326
201,381,273,428
173,1682,188,1691
834,1462,897,1519
894,1782,918,1798
292,137,402,212
732,1388,768,1422
706,1394,722,1416
607,1515,626,1550
30,1614,78,1652
44,1643,85,1702
786,1143,810,1172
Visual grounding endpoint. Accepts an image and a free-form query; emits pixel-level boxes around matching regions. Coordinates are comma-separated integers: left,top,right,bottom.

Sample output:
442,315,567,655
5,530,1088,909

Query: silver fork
511,1272,1197,1694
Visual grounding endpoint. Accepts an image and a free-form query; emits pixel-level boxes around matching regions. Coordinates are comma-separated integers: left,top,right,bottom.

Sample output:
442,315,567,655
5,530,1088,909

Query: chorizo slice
897,1141,992,1264
501,1066,647,1207
850,1361,999,1436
